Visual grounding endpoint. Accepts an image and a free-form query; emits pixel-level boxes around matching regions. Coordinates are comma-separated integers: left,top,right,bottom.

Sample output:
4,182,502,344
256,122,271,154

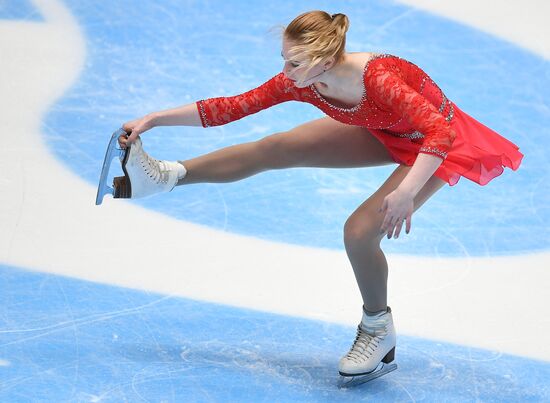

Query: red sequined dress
196,53,523,186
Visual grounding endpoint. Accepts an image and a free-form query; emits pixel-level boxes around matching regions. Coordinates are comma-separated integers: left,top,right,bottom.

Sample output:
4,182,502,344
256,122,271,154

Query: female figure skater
112,10,523,381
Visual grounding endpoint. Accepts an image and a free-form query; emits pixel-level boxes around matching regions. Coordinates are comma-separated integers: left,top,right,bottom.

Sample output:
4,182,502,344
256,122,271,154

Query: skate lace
140,150,169,184
345,316,388,363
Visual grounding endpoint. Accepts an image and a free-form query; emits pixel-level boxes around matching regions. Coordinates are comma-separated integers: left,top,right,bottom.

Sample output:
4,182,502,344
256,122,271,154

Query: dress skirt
368,101,524,186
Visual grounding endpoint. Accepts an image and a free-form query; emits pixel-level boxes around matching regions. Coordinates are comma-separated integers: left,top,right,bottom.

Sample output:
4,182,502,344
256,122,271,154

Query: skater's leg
338,166,446,379
176,141,270,185
176,116,395,185
343,164,447,312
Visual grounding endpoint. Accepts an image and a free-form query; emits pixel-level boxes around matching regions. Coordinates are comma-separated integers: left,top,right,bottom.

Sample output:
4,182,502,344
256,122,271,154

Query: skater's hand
379,189,414,239
120,115,155,149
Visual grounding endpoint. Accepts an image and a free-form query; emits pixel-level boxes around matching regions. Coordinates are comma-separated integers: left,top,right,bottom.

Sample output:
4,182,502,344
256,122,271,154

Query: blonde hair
283,10,350,79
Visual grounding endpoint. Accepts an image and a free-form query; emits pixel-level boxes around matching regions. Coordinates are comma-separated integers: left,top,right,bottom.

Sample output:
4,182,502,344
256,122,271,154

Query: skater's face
281,37,331,88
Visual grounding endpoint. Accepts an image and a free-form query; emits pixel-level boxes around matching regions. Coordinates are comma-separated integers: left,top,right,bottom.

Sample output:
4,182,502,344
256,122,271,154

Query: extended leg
176,116,395,185
176,141,272,185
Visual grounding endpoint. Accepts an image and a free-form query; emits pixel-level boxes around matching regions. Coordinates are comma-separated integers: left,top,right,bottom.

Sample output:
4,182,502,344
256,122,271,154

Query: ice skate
338,306,397,388
96,128,184,205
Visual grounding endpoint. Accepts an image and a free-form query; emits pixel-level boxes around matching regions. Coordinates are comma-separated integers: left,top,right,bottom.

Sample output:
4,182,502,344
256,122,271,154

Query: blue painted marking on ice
42,0,549,256
0,0,43,20
1,264,549,402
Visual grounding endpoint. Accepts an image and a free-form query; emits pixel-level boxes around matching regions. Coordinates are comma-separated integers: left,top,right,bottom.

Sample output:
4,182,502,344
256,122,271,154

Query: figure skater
107,10,524,383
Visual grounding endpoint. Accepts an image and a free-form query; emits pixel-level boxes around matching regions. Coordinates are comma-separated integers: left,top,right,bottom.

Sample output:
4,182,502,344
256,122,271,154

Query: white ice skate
96,128,183,204
338,306,397,387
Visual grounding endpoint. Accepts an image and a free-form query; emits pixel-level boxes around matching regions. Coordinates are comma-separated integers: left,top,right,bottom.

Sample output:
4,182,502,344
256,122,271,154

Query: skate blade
95,128,127,205
338,363,397,388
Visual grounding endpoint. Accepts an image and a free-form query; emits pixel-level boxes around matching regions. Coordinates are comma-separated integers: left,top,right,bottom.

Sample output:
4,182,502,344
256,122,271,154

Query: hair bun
331,13,346,19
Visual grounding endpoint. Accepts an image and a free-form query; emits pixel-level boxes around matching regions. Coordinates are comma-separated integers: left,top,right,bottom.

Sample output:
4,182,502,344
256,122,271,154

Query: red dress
196,53,523,186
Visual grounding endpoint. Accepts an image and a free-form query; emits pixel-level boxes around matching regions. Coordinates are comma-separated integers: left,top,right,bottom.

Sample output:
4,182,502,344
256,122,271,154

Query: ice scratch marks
366,7,419,41
125,289,178,403
0,295,173,347
56,277,80,399
468,347,481,402
389,378,416,402
213,184,229,232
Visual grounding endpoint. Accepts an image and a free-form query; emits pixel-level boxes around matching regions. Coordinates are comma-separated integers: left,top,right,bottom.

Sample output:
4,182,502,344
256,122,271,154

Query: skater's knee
343,214,382,247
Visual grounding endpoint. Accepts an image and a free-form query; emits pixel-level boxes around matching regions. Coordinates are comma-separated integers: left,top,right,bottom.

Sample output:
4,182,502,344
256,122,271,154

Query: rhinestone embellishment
197,100,211,127
393,130,424,140
446,104,454,122
418,146,448,159
309,53,394,113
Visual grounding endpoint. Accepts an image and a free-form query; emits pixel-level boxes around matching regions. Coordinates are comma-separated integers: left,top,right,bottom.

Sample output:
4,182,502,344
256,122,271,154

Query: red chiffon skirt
369,102,524,186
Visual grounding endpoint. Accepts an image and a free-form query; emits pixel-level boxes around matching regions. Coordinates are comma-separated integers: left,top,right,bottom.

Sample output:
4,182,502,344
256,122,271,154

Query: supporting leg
343,164,446,311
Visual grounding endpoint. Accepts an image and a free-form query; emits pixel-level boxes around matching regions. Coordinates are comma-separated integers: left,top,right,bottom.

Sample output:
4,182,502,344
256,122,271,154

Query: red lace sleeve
367,65,457,160
195,72,299,127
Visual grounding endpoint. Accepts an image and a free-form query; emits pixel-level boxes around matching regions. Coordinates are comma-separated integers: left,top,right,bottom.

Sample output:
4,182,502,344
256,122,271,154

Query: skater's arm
149,103,203,127
148,72,297,128
195,73,299,127
121,73,298,147
120,103,203,147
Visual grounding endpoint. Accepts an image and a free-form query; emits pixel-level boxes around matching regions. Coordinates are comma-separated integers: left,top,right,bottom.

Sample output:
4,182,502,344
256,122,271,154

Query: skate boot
96,128,185,204
114,136,184,199
338,306,397,387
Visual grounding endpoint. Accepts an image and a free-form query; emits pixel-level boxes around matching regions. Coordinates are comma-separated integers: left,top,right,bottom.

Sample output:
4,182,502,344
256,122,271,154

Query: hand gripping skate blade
338,363,397,388
95,128,127,205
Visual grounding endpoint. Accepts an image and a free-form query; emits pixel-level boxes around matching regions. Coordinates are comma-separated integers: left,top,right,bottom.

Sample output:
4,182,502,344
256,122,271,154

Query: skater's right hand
120,114,155,149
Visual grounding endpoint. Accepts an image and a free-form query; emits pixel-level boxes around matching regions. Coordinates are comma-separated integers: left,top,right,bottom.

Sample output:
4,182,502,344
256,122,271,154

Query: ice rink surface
1,0,549,401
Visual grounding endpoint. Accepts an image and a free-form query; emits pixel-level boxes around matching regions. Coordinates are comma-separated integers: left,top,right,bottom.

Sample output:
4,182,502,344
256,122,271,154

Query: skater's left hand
120,114,155,149
379,188,414,239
